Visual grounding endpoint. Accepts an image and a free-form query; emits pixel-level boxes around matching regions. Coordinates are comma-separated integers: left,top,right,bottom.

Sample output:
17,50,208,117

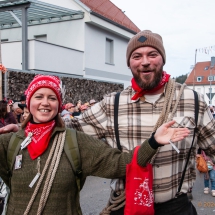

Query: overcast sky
111,0,215,78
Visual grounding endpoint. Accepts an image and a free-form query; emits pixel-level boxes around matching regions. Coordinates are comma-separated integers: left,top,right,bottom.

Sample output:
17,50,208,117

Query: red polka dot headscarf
25,75,62,112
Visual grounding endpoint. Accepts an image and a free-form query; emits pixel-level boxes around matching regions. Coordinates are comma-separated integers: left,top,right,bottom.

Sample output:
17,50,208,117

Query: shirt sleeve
65,99,108,139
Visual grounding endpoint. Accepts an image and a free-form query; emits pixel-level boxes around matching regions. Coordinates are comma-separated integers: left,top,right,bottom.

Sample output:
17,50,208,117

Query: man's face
129,46,164,90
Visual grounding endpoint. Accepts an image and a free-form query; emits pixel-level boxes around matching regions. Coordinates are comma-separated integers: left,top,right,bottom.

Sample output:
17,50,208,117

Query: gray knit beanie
126,30,166,66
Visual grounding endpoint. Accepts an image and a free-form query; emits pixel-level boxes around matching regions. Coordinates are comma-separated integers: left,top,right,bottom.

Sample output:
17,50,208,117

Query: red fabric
131,71,170,100
124,146,154,215
0,118,4,125
25,75,62,112
25,120,55,160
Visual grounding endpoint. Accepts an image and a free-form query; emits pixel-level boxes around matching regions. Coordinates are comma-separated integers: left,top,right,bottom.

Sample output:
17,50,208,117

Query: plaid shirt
65,81,215,203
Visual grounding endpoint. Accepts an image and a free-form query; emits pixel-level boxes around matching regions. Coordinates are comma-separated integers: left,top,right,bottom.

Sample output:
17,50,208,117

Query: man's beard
132,68,163,90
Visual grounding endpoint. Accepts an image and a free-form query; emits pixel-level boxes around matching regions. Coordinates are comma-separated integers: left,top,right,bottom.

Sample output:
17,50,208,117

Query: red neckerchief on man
131,71,171,100
25,120,55,160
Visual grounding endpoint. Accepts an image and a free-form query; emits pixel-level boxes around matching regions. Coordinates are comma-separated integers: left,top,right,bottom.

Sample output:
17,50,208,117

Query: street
80,171,215,215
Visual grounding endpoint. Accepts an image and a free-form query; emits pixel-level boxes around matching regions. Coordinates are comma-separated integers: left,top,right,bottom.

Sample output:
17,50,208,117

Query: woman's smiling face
30,88,59,123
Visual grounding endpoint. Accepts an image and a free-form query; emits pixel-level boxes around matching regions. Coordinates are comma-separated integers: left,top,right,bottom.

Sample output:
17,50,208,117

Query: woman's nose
41,98,50,106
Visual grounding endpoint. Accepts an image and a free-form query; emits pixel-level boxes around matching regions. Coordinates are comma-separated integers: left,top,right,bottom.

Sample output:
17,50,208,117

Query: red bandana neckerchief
131,71,171,100
25,120,56,160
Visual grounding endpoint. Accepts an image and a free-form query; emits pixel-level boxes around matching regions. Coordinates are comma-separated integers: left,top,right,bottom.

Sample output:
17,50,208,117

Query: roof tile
80,0,140,33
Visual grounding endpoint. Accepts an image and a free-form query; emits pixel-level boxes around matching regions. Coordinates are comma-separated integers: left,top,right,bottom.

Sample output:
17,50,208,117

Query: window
34,34,47,42
1,39,8,42
208,76,214,81
105,38,114,64
197,76,202,82
204,66,209,70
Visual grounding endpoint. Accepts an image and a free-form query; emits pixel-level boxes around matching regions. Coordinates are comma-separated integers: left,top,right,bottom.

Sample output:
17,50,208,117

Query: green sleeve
77,131,156,179
0,133,13,185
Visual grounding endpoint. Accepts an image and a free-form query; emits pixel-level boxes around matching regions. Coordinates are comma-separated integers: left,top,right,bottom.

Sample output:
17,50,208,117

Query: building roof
80,0,140,34
185,61,215,86
0,0,84,29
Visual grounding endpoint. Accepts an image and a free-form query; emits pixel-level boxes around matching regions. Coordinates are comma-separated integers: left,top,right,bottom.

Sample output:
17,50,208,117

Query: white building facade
0,0,139,88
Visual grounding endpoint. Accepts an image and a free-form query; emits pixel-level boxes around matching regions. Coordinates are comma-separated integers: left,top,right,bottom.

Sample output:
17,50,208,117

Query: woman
0,75,189,215
0,100,17,128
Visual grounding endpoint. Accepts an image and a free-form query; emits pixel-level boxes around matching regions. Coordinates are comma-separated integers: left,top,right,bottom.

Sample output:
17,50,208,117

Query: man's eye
133,55,140,59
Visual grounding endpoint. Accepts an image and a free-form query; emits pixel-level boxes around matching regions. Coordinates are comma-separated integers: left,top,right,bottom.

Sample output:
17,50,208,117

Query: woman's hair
0,100,7,118
21,113,65,129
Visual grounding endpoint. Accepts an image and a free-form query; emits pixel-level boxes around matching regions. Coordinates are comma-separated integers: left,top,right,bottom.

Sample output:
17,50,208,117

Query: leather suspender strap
114,92,122,151
177,90,199,194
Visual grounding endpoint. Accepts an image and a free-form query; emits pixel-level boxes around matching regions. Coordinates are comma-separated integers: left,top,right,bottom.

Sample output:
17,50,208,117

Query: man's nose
141,56,150,66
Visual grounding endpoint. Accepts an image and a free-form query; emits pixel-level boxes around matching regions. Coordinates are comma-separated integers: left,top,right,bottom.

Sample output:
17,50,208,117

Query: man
65,30,215,215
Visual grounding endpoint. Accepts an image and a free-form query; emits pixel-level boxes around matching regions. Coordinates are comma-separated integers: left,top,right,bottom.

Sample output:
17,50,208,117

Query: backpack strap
7,133,23,182
176,90,199,195
64,128,82,190
64,128,83,215
114,92,122,151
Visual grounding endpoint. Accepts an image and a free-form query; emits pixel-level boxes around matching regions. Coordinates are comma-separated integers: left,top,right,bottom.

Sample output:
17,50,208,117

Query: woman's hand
154,120,190,145
0,124,19,134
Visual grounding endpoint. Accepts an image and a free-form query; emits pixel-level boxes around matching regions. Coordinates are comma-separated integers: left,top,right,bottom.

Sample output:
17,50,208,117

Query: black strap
114,92,122,151
177,90,199,194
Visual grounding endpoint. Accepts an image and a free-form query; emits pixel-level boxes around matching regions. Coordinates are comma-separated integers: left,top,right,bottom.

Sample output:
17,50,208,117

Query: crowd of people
0,29,215,215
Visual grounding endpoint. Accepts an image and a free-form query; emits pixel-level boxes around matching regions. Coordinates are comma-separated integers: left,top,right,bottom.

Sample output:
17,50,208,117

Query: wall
1,40,84,75
1,20,85,51
5,70,124,104
84,24,132,88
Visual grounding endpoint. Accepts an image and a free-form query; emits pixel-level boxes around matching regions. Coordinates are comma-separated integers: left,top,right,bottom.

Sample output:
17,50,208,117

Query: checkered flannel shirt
65,81,215,203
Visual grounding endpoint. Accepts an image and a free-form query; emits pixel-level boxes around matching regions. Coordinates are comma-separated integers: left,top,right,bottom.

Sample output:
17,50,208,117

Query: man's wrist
148,132,164,149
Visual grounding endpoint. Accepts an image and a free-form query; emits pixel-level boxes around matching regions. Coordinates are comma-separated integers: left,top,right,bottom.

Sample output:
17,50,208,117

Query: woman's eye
50,97,57,100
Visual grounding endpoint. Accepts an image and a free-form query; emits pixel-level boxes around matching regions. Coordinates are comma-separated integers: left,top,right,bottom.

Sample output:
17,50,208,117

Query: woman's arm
0,133,14,186
78,121,190,179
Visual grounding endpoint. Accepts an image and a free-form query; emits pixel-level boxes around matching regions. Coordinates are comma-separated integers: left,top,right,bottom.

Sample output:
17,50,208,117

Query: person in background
0,74,189,214
80,104,88,113
89,99,97,107
65,103,76,114
18,103,30,121
61,109,72,121
72,100,82,117
76,100,82,111
11,102,23,123
0,100,17,128
20,95,26,104
197,148,215,197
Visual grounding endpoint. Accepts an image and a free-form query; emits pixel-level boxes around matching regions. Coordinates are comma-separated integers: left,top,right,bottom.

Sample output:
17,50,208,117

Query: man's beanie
126,30,166,66
25,75,62,112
